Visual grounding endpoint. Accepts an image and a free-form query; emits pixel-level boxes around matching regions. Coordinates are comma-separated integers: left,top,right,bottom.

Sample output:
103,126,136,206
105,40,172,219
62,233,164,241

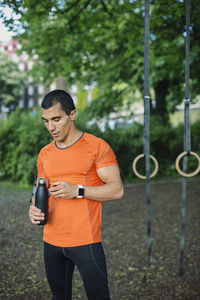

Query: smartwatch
77,184,84,198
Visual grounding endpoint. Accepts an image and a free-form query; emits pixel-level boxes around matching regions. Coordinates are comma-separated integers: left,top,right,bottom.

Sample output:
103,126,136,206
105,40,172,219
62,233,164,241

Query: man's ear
70,110,76,121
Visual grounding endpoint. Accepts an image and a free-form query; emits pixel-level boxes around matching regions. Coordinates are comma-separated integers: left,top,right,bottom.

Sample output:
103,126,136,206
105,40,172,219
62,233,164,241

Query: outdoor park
0,0,200,299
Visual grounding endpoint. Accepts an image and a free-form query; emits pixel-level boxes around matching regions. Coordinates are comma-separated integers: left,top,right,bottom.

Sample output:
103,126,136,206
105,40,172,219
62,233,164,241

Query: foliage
1,0,200,123
0,109,51,184
76,82,88,110
0,109,199,185
0,51,25,109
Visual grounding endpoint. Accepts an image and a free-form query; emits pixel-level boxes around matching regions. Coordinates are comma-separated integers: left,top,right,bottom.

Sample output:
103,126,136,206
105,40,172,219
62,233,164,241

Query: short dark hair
41,89,75,115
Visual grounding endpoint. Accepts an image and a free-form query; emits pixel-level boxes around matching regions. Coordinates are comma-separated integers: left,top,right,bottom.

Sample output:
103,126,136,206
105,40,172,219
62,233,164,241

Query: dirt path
0,179,199,299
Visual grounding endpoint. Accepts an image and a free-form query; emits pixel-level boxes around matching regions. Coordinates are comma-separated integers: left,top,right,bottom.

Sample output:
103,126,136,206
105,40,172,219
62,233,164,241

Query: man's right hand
29,204,45,225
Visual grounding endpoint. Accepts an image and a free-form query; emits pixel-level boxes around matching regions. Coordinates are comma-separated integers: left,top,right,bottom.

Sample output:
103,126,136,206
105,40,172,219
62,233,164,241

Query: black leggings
44,242,110,300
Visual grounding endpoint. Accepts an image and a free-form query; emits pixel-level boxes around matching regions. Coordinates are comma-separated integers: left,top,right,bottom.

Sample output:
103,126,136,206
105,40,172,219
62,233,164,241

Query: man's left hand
48,181,77,199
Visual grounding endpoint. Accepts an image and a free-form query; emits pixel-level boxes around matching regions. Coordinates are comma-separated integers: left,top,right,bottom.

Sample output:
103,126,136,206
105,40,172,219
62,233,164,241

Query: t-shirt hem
43,237,102,248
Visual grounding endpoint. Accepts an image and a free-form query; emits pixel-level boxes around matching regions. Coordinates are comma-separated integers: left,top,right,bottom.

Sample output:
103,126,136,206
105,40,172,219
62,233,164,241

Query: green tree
1,0,200,124
0,51,25,110
76,82,88,110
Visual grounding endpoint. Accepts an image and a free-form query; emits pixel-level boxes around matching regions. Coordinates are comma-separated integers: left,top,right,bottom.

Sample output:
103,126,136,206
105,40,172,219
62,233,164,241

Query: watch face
79,188,84,197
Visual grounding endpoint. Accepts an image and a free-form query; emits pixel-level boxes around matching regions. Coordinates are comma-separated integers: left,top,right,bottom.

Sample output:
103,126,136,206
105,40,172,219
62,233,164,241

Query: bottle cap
39,178,46,184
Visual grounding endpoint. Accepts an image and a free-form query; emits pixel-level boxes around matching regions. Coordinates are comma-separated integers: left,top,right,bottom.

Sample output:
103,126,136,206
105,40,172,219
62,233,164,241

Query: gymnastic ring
175,151,200,178
132,154,159,180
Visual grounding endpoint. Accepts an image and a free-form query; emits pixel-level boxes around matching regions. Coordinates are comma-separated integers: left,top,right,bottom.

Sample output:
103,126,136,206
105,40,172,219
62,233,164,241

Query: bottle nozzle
39,178,46,184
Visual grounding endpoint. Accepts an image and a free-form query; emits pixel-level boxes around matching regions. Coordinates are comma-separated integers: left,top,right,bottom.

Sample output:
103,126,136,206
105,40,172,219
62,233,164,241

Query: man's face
41,102,76,143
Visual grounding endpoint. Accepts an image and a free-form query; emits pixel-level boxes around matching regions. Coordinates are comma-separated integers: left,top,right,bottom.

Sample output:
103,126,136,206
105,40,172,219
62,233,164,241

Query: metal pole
179,0,190,276
144,0,151,268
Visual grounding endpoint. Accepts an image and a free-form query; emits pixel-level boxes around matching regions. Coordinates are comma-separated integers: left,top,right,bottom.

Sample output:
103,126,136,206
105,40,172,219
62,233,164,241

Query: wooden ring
132,154,159,180
175,151,200,177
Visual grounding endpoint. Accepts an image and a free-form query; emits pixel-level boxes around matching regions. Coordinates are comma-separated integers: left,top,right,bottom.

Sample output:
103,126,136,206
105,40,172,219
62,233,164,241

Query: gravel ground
0,179,199,300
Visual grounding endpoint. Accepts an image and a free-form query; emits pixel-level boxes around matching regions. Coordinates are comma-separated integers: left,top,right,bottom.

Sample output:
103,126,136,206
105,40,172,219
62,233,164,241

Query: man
29,89,124,300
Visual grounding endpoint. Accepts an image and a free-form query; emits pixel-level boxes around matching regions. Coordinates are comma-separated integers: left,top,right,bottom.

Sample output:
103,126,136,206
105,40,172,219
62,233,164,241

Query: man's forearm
31,194,36,205
30,176,38,205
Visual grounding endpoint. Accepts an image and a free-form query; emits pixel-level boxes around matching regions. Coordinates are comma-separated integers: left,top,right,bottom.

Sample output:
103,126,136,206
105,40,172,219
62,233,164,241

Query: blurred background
0,0,200,186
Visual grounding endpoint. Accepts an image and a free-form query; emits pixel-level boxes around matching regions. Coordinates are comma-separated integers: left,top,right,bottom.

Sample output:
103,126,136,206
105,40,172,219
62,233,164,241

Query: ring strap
179,0,190,276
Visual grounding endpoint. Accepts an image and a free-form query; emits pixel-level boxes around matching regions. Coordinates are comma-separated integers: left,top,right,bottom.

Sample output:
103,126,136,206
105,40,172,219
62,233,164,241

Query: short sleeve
95,140,118,169
36,150,47,178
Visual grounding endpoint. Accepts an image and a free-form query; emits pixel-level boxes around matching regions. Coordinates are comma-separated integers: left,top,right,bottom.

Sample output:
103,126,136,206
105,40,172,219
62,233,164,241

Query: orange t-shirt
36,132,118,247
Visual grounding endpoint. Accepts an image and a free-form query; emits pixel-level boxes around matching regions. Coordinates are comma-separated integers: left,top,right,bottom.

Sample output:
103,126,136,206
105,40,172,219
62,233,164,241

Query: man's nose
48,121,56,131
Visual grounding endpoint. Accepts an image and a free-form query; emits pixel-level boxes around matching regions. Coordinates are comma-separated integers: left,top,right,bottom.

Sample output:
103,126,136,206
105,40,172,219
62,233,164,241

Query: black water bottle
35,178,48,225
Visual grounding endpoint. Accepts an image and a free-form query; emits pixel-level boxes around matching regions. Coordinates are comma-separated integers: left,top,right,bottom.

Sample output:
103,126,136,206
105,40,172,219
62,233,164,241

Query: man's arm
85,165,124,201
49,165,124,202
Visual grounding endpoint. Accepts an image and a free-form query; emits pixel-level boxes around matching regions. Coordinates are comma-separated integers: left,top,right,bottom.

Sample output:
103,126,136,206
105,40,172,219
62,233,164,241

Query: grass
0,179,200,299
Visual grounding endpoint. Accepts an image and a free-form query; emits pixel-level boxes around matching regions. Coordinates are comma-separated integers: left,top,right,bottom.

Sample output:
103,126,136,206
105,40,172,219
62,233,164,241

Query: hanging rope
132,0,159,269
175,0,200,275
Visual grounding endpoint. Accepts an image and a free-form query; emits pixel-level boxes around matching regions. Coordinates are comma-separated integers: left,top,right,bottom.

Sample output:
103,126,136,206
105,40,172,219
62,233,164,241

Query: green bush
0,109,51,184
0,110,199,185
